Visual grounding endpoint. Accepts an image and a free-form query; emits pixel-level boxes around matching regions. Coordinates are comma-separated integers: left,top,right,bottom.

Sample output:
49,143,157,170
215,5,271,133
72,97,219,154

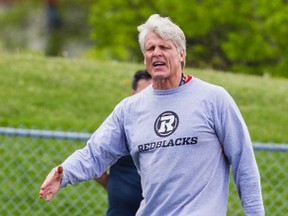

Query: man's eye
160,45,169,50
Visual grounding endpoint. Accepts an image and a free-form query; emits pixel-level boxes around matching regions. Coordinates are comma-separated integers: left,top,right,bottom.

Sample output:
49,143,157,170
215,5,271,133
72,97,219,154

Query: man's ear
179,49,185,62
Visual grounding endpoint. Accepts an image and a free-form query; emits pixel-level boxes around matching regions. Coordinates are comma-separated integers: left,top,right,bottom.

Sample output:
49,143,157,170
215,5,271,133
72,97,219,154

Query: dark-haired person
40,14,264,216
95,70,151,216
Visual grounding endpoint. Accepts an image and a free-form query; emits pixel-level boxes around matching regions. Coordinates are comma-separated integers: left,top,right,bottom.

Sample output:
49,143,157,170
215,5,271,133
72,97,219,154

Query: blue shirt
107,155,142,216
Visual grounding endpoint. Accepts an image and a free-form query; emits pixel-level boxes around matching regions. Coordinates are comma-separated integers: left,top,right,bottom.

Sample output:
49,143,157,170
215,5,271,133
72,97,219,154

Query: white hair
137,14,186,68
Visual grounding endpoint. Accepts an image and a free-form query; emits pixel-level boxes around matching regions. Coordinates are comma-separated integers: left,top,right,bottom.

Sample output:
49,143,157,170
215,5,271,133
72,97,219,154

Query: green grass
1,53,288,143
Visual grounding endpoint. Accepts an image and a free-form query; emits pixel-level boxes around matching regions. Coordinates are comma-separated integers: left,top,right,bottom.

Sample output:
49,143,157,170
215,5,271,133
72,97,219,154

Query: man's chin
151,71,168,79
153,75,168,81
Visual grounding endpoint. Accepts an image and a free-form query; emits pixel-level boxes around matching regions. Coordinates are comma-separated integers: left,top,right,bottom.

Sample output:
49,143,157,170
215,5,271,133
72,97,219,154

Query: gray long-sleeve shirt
60,77,264,215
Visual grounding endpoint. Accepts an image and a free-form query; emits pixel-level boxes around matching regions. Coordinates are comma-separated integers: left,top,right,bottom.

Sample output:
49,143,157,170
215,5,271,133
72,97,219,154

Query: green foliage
88,0,148,61
0,0,92,56
89,0,288,77
0,1,40,51
1,1,286,76
0,53,287,143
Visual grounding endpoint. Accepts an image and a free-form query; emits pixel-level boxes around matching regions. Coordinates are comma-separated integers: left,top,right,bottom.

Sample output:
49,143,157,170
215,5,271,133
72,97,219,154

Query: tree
89,0,288,77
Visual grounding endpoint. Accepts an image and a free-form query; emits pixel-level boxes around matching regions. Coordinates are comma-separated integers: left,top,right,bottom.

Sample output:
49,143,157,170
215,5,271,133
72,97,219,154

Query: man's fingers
39,181,49,198
39,188,45,197
39,181,51,198
39,191,53,202
46,193,53,202
39,189,48,199
39,187,54,202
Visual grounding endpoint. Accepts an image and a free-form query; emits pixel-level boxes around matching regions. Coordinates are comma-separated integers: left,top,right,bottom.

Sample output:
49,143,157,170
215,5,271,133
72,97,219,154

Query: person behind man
39,14,265,215
95,70,151,216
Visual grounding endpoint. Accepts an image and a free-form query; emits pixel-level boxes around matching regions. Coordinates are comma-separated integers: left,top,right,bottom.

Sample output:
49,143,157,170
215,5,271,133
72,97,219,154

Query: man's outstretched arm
39,165,63,202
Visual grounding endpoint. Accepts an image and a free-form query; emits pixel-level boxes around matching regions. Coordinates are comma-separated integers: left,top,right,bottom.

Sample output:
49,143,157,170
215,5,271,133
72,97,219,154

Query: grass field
0,53,287,143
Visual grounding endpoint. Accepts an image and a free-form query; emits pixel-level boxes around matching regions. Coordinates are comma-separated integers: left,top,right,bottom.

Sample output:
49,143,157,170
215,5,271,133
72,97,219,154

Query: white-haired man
40,14,264,216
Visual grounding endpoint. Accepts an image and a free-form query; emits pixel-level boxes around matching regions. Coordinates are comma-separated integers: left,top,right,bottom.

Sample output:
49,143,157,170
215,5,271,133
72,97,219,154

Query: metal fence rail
0,127,91,140
2,127,288,151
0,127,287,215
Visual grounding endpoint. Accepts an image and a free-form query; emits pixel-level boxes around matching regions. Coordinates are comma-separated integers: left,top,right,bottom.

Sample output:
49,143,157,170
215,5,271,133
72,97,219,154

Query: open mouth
153,61,165,67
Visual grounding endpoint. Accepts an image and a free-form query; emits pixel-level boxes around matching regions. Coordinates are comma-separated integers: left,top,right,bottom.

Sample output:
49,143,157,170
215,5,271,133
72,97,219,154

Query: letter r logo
158,115,175,133
154,111,179,137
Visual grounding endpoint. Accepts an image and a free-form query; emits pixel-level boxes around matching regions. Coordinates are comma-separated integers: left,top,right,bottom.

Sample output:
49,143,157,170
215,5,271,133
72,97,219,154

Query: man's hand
39,165,63,202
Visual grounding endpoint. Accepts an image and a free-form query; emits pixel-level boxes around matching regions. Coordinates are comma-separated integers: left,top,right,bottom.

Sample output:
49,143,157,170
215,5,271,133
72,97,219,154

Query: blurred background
0,0,287,78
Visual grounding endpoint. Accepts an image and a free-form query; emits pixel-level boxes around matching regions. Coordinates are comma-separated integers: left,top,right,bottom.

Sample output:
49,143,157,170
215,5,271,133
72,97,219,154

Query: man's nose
153,47,162,57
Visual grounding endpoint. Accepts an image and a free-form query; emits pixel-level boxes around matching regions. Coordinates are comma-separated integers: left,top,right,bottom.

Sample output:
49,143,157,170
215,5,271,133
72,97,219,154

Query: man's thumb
57,165,63,174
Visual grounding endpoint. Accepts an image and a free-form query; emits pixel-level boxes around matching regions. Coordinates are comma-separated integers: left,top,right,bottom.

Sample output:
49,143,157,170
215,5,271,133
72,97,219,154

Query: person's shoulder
117,85,152,110
192,77,227,95
189,77,235,109
128,84,152,100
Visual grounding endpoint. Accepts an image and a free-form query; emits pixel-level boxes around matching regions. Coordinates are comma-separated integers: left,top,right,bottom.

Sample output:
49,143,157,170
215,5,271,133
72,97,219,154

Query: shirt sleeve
60,102,129,187
214,88,265,215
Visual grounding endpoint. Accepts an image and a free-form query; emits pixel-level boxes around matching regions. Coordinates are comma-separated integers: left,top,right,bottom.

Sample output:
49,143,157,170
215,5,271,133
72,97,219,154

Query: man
95,70,151,216
40,14,265,215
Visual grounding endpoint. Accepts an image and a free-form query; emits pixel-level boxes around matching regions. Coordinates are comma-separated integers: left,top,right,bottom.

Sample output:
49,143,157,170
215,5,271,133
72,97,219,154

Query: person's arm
95,171,109,189
39,102,129,201
214,89,265,215
60,107,128,188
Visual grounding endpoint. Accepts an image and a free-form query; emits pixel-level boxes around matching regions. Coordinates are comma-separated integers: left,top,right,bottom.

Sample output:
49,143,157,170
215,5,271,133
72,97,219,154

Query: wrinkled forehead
144,32,177,49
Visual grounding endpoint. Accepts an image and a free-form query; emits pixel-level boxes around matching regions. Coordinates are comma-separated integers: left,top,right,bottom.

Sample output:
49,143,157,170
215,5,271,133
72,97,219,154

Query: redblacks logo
138,137,199,152
154,111,179,137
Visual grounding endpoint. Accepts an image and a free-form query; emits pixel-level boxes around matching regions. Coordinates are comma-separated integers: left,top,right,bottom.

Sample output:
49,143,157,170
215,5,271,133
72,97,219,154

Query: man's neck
152,73,184,90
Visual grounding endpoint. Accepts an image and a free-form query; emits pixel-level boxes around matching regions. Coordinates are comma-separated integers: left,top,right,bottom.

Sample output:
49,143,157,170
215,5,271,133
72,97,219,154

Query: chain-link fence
0,127,287,215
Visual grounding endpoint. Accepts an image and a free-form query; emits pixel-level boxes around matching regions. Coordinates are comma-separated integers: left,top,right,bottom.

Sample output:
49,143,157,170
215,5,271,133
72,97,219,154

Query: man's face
144,32,184,81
